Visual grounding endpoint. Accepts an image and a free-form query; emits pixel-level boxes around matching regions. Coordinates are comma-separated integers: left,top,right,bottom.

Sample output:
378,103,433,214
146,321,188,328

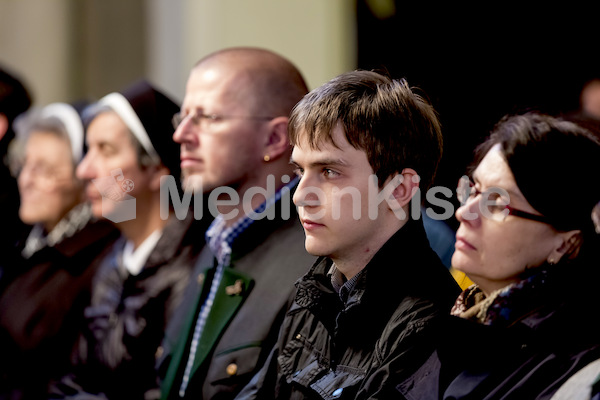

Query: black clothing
237,218,460,399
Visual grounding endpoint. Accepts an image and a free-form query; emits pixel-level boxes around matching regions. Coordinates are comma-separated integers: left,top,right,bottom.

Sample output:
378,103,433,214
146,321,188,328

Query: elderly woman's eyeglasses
18,161,74,191
456,176,551,224
172,111,274,130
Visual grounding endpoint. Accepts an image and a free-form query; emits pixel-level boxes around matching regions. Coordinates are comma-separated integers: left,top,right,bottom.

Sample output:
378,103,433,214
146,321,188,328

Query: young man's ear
262,116,290,162
385,168,420,210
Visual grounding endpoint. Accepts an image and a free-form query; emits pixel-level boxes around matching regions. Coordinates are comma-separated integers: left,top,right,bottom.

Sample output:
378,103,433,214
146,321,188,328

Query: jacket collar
22,203,93,259
229,185,299,262
296,217,457,311
294,217,459,342
300,217,448,289
144,212,209,270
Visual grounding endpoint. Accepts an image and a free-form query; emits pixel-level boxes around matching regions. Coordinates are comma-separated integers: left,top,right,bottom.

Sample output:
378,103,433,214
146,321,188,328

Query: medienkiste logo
92,168,136,223
89,172,515,224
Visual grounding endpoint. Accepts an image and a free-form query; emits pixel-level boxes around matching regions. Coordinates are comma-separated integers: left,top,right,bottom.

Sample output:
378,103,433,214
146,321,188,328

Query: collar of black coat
21,217,119,277
143,211,210,270
296,217,460,315
53,217,118,259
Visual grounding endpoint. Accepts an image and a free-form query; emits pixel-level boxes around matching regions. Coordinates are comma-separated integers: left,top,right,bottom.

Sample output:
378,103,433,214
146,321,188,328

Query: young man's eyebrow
289,157,348,168
290,157,348,166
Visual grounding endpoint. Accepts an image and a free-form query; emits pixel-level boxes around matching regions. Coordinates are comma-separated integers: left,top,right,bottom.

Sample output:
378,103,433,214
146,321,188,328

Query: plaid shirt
329,263,366,305
178,177,299,397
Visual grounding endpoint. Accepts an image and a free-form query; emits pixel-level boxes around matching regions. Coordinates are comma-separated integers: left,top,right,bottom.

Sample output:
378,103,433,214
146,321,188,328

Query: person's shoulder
235,210,309,260
234,215,315,282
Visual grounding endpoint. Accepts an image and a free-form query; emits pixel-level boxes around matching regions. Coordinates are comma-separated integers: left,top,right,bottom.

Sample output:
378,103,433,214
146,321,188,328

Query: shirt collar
206,176,299,266
328,263,345,293
122,229,163,276
328,263,366,304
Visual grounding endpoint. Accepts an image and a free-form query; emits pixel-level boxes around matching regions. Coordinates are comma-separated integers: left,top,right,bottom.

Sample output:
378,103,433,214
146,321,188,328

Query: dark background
356,2,600,228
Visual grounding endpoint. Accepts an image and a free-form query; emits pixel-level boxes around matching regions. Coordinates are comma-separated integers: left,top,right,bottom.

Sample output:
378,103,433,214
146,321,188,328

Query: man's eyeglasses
456,176,551,224
172,111,274,130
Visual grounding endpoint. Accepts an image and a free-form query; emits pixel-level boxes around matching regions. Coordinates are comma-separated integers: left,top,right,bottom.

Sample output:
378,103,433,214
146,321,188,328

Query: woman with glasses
0,103,118,399
396,112,600,399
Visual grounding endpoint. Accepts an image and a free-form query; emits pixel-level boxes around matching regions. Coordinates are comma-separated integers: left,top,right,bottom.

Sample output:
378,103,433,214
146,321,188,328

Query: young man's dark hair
289,70,442,190
236,70,459,399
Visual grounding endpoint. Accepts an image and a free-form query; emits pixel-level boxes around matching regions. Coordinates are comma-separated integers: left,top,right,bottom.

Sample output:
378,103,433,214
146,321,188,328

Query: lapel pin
225,279,244,296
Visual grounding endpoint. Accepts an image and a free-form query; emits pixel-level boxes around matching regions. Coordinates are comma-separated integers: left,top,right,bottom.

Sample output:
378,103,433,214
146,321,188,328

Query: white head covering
96,92,161,164
14,102,85,163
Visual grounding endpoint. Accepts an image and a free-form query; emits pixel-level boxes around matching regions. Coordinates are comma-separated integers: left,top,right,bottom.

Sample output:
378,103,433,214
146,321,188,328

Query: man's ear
384,168,420,211
548,230,583,264
262,116,290,162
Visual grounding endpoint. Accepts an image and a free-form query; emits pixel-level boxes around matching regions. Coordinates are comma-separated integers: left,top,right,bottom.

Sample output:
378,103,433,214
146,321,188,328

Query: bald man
159,48,316,400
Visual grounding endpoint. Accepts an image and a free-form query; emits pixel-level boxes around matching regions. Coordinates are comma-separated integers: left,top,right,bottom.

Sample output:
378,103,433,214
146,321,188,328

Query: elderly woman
14,103,89,258
0,103,118,399
396,112,600,399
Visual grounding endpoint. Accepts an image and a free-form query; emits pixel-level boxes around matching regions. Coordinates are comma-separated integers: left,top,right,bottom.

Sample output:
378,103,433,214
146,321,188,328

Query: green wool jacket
159,195,315,400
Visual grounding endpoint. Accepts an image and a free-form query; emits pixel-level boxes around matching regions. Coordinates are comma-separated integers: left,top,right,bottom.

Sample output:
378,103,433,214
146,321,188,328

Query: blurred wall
0,0,356,106
148,0,356,101
0,0,74,104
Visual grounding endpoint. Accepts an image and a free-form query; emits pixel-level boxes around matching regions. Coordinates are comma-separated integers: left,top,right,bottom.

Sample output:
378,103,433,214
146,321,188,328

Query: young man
236,70,460,399
159,47,316,399
50,80,209,399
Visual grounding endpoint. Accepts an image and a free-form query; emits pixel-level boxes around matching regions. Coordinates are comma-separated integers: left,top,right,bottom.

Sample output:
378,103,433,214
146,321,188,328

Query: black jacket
237,217,460,400
50,214,211,400
0,216,119,400
397,273,600,399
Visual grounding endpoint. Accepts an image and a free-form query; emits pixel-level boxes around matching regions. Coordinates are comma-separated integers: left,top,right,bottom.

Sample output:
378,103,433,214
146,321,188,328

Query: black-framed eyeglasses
456,176,551,224
172,111,274,130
